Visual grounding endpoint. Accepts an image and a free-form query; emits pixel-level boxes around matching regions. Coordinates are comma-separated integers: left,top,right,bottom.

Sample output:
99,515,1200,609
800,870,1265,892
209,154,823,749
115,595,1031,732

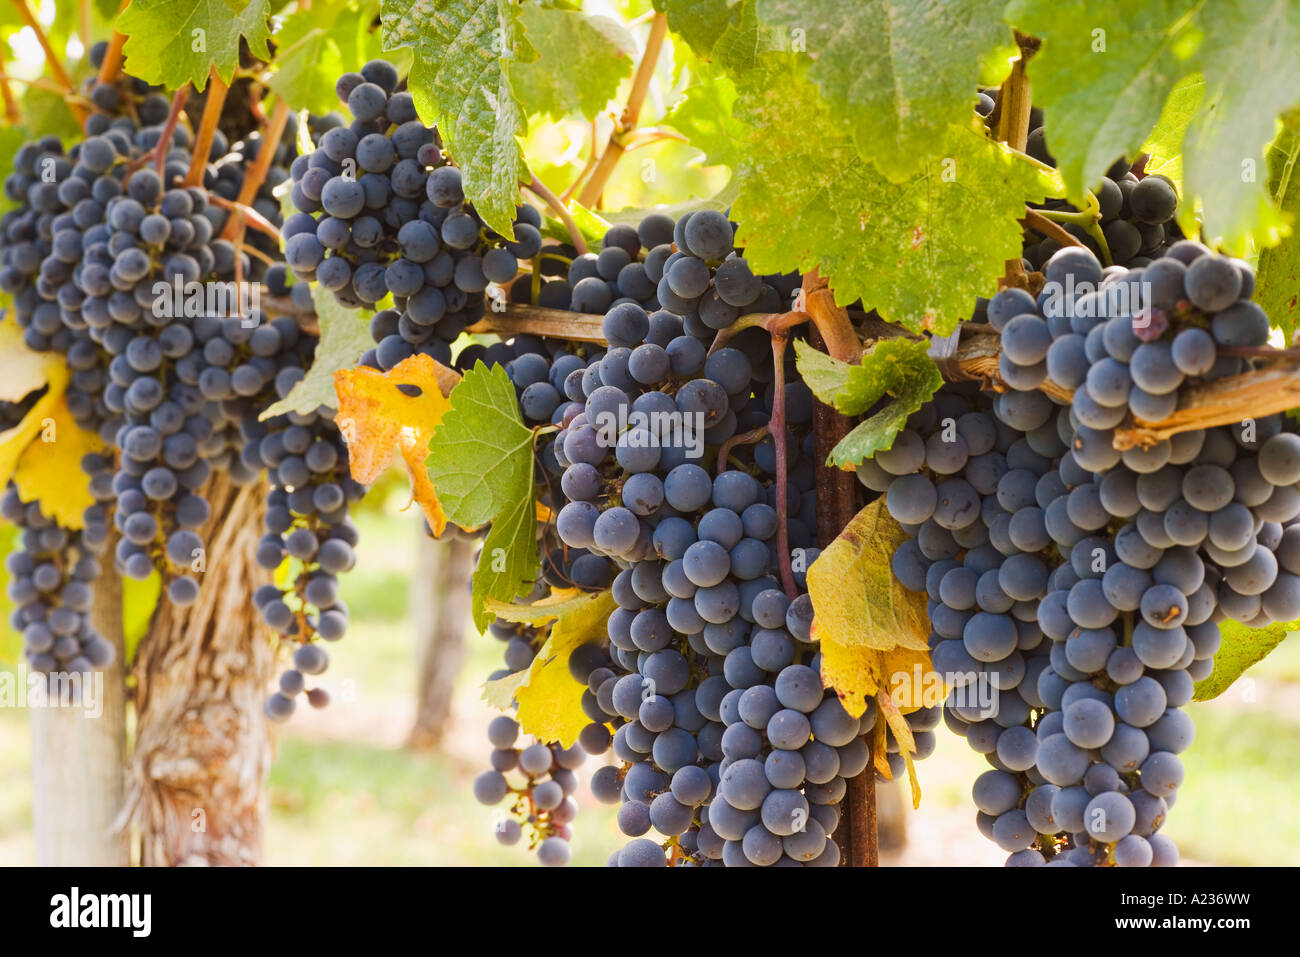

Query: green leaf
426,361,539,630
260,285,370,419
1007,0,1300,253
536,195,610,250
117,0,273,90
730,57,1054,333
1193,618,1300,701
757,0,1011,181
381,0,535,238
17,84,81,144
1255,123,1300,340
123,571,162,665
664,66,747,169
265,0,387,114
1141,74,1203,196
513,7,635,121
793,338,942,468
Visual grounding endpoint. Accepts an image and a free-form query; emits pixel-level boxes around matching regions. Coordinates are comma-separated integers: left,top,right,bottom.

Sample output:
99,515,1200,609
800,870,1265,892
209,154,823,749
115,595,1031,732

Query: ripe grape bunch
284,59,543,373
879,229,1300,866
460,213,937,868
0,53,367,710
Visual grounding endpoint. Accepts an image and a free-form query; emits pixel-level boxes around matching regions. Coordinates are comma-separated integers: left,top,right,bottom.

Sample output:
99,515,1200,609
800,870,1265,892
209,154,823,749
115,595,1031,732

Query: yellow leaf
334,354,461,536
879,691,922,809
0,362,69,489
0,319,60,403
481,589,615,746
12,396,104,529
810,498,932,717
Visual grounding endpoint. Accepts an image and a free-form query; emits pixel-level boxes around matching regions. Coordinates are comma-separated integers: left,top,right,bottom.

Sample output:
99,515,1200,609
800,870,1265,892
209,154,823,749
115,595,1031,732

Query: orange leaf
334,354,461,535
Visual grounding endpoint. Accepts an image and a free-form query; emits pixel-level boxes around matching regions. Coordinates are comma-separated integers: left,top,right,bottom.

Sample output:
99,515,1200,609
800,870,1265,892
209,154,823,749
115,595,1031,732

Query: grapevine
0,0,1297,888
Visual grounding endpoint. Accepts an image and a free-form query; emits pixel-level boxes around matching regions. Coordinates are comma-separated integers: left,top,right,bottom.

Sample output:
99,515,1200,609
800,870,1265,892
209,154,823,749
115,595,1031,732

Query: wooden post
407,532,474,749
30,565,129,866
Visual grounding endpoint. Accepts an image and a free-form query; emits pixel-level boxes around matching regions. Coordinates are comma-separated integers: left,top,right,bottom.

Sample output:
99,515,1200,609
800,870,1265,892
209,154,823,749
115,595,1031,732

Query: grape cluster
473,714,586,866
2,485,114,675
882,237,1298,865
591,211,796,347
250,382,364,723
285,59,544,371
977,89,1185,270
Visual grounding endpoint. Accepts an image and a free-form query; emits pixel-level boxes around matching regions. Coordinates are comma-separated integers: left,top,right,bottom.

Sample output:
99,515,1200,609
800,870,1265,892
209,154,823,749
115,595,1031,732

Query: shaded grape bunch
976,88,1185,270
2,485,114,676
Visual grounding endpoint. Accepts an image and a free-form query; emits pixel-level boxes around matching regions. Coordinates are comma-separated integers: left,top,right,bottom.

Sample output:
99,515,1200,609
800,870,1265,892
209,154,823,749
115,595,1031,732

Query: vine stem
0,47,16,123
560,117,600,202
219,98,290,241
715,426,768,477
806,319,875,868
154,85,190,177
79,0,91,49
1021,208,1086,250
621,127,688,151
10,0,74,92
525,174,589,254
207,193,283,241
768,331,798,601
576,12,667,208
185,68,228,187
97,3,131,86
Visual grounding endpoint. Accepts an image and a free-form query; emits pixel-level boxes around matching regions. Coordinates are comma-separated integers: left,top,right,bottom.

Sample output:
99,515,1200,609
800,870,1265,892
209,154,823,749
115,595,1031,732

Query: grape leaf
1256,123,1300,341
426,361,539,630
664,68,747,169
1193,618,1300,701
808,498,932,719
16,84,80,143
536,194,610,250
265,0,387,115
1007,0,1300,254
1141,74,1203,196
12,396,104,530
0,353,68,491
757,0,1011,181
123,572,162,666
117,0,273,90
333,354,461,536
482,588,615,746
261,286,370,420
0,318,57,403
794,338,943,468
512,7,635,121
381,0,536,238
730,57,1054,333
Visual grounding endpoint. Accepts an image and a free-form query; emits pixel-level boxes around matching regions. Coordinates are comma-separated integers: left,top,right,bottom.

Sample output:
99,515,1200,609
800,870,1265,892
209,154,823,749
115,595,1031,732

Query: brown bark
407,532,475,749
30,562,129,866
124,473,273,866
809,325,877,868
